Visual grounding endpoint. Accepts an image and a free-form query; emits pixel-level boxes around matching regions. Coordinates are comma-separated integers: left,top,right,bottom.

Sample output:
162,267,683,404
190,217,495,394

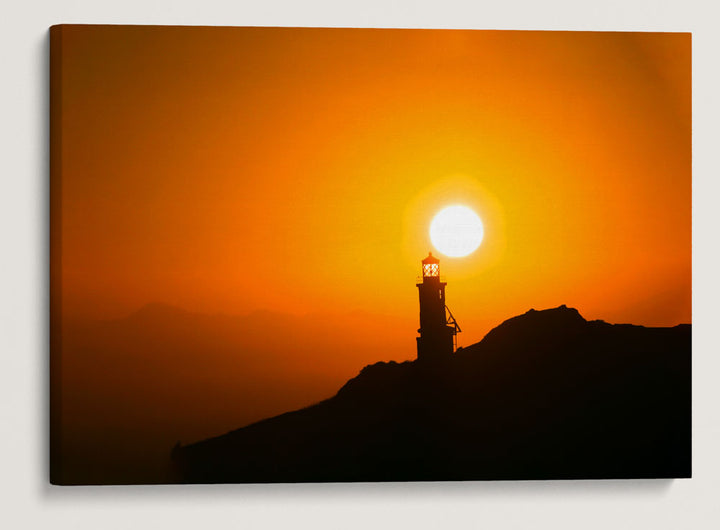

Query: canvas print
49,25,691,485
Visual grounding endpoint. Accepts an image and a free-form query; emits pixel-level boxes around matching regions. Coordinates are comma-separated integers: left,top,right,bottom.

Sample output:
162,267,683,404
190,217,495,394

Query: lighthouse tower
416,252,461,362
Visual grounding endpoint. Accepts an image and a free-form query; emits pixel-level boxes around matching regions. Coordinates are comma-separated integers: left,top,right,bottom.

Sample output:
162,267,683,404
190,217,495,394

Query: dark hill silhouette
173,305,691,482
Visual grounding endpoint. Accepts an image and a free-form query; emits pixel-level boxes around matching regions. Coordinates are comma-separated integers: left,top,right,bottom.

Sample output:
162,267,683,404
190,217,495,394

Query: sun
429,205,485,258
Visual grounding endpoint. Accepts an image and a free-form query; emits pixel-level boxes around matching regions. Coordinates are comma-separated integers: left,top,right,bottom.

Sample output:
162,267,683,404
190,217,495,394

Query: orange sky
54,26,691,345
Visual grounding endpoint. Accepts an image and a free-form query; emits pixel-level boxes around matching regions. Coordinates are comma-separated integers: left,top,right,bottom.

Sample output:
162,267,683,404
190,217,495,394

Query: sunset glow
53,27,690,335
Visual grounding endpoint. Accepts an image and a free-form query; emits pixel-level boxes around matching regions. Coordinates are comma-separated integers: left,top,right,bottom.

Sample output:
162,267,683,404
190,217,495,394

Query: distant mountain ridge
53,304,416,485
174,305,691,483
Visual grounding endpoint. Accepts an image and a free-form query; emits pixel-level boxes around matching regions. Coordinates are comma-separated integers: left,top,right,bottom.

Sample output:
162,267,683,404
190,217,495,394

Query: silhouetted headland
172,305,690,483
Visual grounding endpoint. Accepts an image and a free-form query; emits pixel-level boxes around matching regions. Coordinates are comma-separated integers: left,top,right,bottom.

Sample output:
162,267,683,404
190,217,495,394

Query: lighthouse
416,252,461,361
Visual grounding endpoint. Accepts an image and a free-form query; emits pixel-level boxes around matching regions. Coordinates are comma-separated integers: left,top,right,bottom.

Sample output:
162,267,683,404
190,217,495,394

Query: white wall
2,1,719,528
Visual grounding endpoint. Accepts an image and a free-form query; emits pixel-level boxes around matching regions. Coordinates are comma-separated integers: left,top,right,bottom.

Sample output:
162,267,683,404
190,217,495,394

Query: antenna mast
445,305,461,351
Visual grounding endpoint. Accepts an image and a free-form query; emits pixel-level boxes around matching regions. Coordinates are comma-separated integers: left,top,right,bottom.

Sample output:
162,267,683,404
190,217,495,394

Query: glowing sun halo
429,205,485,258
